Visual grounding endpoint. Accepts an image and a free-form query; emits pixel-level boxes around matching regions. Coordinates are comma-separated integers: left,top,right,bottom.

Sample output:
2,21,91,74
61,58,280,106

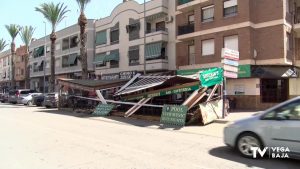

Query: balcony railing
146,27,168,34
177,0,194,6
178,23,195,36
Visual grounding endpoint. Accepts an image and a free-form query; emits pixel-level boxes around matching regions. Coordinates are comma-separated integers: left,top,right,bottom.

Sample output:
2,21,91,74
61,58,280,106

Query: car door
267,100,300,154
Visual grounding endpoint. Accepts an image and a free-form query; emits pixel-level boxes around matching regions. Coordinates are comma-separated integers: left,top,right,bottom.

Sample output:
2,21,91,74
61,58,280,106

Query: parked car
0,93,9,103
8,89,37,104
33,94,45,106
224,97,300,159
43,93,59,108
21,93,43,106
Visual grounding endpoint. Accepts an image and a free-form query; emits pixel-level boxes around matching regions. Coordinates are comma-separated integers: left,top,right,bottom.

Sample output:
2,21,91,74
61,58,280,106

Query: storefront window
261,79,288,103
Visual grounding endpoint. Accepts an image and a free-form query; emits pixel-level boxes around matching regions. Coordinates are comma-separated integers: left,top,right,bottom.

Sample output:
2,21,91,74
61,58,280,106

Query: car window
20,91,31,94
274,100,300,120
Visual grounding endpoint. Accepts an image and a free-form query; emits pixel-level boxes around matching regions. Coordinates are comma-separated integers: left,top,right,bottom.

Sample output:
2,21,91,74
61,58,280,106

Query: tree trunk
24,48,30,89
10,42,16,89
78,13,88,80
49,32,57,93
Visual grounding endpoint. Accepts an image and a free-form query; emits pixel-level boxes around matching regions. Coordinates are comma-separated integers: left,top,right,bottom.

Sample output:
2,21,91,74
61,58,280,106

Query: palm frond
76,0,91,12
0,39,7,52
5,24,21,41
35,2,70,31
20,26,35,47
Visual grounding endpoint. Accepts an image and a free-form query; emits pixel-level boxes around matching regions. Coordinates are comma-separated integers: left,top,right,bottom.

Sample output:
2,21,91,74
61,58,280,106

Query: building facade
176,0,300,110
15,46,27,89
94,0,176,80
0,49,11,93
29,20,95,92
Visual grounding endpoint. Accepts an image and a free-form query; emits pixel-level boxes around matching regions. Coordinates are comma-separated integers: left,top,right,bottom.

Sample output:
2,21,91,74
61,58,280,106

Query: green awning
34,46,44,57
68,54,78,64
94,54,106,64
145,42,162,59
96,30,107,45
106,51,119,61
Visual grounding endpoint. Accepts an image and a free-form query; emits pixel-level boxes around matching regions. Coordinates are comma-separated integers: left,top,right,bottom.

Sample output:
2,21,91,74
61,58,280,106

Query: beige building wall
226,78,260,96
289,78,300,97
95,0,176,76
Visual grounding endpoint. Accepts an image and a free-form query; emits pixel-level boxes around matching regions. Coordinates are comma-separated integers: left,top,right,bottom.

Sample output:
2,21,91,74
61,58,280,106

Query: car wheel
236,133,263,158
28,101,33,106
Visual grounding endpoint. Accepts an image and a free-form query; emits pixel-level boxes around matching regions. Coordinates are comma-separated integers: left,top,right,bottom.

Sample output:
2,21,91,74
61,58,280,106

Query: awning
115,76,172,96
94,53,106,64
145,42,162,59
252,66,298,78
68,54,78,64
34,46,44,57
106,51,119,61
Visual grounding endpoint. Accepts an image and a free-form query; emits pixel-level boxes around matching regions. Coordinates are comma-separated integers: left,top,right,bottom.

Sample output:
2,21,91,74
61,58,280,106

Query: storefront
177,65,299,110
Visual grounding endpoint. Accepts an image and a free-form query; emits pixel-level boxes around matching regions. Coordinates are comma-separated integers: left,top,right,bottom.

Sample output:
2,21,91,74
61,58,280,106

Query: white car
21,93,43,106
224,97,300,158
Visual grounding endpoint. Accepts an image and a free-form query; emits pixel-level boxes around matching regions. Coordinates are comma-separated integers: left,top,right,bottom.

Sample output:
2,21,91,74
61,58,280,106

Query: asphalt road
0,103,299,169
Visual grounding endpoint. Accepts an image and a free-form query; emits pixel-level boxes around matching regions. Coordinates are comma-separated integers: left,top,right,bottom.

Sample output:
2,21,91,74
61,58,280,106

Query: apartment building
15,46,27,89
94,0,176,80
0,49,11,92
29,20,95,92
176,0,300,110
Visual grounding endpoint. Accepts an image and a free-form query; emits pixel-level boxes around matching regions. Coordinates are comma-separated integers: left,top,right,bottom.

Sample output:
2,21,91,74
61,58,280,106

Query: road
0,103,299,169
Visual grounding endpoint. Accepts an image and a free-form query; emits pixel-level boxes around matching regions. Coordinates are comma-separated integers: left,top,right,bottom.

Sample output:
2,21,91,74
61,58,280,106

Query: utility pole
43,21,46,94
143,0,146,75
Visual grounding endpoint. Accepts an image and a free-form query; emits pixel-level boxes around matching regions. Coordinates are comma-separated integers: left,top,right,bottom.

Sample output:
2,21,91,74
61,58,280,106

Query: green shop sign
177,65,251,78
199,68,224,87
125,84,199,101
93,104,114,116
160,105,188,126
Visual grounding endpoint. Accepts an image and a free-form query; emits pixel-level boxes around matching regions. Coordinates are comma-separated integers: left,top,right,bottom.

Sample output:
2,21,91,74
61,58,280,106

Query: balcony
178,23,194,36
146,27,168,34
177,0,209,12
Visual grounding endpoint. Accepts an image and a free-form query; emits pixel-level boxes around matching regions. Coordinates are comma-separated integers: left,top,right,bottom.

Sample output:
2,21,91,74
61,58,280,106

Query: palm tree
35,2,69,92
76,0,91,80
5,24,21,90
0,39,7,52
20,26,35,89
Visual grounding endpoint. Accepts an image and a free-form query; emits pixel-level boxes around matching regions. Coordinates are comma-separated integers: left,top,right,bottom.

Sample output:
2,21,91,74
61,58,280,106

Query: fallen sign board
160,105,188,126
93,104,114,116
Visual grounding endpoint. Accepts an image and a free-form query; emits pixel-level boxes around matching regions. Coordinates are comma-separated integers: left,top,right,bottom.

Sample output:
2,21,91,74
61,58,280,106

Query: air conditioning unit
165,16,173,23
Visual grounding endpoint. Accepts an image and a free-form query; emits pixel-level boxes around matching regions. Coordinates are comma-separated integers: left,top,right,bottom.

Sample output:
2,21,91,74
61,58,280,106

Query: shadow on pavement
209,146,300,169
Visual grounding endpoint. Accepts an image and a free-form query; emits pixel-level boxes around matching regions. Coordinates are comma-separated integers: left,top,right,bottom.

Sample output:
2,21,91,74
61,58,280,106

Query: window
55,43,61,50
62,55,69,68
21,69,24,75
94,53,106,67
286,33,292,51
156,21,166,31
33,46,45,58
147,23,152,33
224,0,238,17
96,30,107,45
188,45,195,65
33,62,38,72
128,46,139,66
202,39,215,56
261,79,289,103
127,19,140,41
188,14,195,24
224,35,239,51
70,35,78,48
110,29,119,44
108,50,119,68
62,53,78,68
62,38,69,50
145,42,167,60
202,5,214,22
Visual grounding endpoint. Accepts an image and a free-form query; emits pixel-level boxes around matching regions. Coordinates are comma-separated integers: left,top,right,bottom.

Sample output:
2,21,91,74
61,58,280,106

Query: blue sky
0,0,146,50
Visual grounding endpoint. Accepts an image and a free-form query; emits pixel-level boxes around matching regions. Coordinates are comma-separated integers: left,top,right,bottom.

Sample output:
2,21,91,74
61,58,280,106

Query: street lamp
43,21,46,94
143,0,146,75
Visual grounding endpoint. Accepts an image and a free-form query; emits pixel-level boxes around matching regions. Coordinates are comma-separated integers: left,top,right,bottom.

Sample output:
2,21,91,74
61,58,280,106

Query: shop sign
101,73,119,80
224,65,238,73
238,65,251,78
125,84,200,101
222,48,240,61
224,71,238,78
119,71,137,80
223,59,239,67
93,104,114,116
160,105,188,126
199,68,224,87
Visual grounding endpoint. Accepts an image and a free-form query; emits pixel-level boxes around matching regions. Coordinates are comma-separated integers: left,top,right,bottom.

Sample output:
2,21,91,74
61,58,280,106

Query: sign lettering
160,105,188,126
